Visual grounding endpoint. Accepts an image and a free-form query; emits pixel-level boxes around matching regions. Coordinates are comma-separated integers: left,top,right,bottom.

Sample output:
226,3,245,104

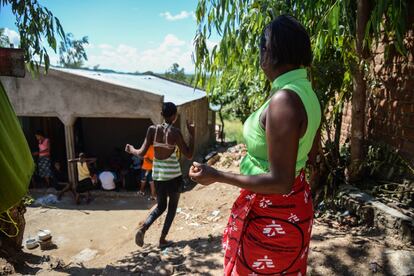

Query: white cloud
84,43,95,49
84,34,195,73
3,28,20,47
161,34,186,48
206,40,219,51
49,53,59,65
160,11,194,21
98,44,113,50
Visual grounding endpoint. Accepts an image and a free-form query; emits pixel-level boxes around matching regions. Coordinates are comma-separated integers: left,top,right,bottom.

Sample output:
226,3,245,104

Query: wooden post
62,118,77,187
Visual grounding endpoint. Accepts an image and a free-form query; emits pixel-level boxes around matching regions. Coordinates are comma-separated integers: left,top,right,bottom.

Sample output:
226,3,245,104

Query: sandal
159,240,174,249
135,228,146,247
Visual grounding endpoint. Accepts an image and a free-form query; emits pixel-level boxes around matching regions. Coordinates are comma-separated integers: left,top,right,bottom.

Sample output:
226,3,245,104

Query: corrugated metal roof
54,68,206,106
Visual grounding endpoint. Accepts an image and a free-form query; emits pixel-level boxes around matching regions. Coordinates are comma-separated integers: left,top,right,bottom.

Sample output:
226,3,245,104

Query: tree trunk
349,0,370,182
218,109,225,144
0,202,26,256
334,102,344,162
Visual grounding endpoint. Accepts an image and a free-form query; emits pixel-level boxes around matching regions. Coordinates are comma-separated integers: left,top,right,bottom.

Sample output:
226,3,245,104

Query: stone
154,262,174,275
383,249,414,275
337,185,414,243
101,265,125,276
0,258,15,275
72,248,98,263
131,264,143,273
182,245,192,256
145,252,161,264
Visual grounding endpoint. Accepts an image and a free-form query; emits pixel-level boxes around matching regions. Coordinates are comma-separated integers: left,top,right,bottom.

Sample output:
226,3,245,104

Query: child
139,145,156,200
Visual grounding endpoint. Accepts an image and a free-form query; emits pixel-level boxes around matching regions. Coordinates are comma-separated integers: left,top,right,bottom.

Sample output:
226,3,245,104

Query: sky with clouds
0,0,218,73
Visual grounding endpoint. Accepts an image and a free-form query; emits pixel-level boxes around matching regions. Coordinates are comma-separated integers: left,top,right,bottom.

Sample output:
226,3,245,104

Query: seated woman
68,153,97,204
98,164,117,191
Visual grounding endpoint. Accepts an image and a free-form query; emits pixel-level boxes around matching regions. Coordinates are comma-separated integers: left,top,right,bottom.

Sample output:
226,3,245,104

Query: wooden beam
0,48,25,77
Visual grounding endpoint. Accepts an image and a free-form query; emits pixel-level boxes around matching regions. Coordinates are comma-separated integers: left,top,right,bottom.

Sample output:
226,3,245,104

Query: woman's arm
68,158,80,163
175,121,194,159
85,158,97,164
125,126,154,157
190,90,304,194
39,139,50,154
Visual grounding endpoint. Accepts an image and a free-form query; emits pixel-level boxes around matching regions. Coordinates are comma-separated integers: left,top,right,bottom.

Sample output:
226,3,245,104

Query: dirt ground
2,165,413,275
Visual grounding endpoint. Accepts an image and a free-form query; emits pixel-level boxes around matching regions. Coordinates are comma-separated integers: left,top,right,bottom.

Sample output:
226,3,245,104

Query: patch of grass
222,119,244,144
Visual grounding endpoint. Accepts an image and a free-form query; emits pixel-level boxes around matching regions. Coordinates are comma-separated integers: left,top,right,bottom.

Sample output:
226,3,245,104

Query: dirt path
4,166,413,275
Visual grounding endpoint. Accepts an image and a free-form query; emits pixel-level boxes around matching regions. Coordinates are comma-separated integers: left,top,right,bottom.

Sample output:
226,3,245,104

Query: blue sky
0,0,218,73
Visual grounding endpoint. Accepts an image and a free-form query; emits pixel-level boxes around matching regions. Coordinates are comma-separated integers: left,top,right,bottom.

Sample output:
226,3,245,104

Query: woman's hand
186,120,195,136
125,144,135,154
189,162,219,185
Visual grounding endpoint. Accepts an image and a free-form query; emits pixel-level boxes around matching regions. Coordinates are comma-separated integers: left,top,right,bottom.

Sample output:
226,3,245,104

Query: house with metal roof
1,68,215,185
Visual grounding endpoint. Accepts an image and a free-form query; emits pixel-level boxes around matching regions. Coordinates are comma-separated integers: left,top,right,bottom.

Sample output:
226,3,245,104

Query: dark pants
144,176,182,236
76,178,94,193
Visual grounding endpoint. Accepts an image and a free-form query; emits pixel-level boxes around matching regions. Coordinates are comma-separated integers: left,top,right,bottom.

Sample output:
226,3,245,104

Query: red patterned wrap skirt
223,171,313,276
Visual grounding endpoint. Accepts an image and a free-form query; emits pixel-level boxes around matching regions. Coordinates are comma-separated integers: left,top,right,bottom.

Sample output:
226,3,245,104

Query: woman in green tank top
190,15,321,275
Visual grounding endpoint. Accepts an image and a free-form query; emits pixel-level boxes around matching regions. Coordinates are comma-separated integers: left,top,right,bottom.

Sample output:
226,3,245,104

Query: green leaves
0,28,11,47
194,0,276,115
1,0,69,75
194,0,409,123
58,32,88,69
1,0,91,74
164,63,187,83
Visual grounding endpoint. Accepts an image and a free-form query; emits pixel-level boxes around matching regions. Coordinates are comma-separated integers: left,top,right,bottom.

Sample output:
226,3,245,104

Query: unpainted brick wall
340,3,414,165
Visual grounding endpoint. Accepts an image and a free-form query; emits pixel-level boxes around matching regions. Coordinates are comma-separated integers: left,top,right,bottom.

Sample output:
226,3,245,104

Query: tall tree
350,0,370,181
1,0,67,73
0,28,11,47
58,33,88,69
165,63,187,82
194,0,409,183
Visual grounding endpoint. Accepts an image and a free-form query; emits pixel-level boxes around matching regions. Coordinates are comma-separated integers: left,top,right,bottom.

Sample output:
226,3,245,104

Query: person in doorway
139,145,156,200
68,153,97,204
98,164,117,191
56,163,76,201
130,155,143,189
51,161,68,191
125,102,195,248
32,130,53,187
189,15,321,275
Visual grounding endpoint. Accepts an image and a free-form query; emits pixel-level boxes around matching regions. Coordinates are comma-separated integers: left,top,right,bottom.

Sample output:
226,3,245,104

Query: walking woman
125,102,194,248
190,15,321,275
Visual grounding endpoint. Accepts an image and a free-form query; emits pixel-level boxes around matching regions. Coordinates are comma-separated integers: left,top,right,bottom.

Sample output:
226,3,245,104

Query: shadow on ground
307,223,411,276
103,235,223,275
12,235,223,275
28,189,156,211
10,226,413,275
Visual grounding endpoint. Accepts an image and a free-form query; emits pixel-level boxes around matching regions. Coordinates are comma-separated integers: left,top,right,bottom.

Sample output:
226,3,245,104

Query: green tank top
240,68,321,176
